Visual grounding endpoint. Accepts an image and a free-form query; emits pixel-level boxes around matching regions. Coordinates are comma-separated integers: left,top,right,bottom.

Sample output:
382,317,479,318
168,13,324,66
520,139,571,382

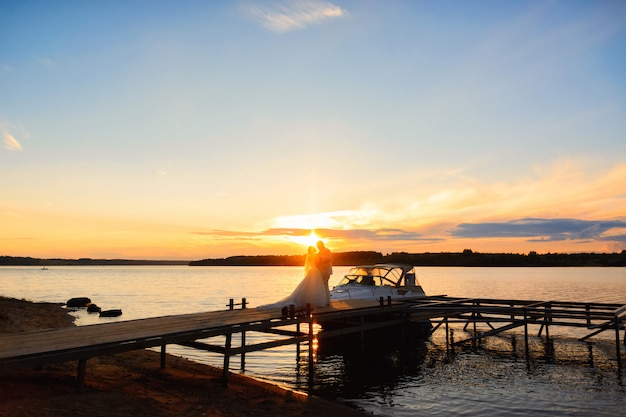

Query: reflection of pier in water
1,296,624,390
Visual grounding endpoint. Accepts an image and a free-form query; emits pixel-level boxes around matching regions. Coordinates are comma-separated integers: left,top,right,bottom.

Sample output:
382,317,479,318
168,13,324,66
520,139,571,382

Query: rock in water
87,304,101,313
66,297,91,308
99,309,122,317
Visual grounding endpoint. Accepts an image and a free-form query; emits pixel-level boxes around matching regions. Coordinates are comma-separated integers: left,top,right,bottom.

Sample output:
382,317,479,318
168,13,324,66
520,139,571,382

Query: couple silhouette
261,240,332,309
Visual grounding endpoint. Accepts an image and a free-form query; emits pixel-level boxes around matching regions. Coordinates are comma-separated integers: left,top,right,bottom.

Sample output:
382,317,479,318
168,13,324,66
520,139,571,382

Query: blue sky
1,0,625,259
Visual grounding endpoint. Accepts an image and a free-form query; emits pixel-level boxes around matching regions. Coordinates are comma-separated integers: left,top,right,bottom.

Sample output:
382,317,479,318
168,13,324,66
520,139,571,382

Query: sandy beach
0,296,370,417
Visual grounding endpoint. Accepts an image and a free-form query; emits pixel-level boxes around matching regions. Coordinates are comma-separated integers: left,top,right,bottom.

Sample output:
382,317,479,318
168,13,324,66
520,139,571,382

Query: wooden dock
1,296,624,389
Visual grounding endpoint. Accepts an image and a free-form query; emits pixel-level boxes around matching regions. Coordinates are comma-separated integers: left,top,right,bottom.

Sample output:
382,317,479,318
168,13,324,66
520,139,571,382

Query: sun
271,214,328,248
306,230,321,247
288,230,320,248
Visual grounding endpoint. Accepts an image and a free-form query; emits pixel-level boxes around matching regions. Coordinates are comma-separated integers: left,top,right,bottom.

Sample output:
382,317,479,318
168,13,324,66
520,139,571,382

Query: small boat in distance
330,263,426,301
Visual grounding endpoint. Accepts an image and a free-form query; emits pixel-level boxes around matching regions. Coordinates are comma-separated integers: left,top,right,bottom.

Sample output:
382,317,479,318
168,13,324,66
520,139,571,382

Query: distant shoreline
0,256,189,266
2,250,625,267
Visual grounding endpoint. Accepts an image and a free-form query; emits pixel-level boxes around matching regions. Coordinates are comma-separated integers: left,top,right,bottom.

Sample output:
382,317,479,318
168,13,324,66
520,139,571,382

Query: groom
316,240,333,305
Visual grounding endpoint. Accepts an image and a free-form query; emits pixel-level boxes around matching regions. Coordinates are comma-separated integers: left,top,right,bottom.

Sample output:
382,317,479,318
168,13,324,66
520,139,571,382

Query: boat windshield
337,264,417,287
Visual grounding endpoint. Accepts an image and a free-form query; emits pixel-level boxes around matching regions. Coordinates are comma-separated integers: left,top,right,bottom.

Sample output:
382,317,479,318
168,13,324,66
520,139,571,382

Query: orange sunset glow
1,2,625,260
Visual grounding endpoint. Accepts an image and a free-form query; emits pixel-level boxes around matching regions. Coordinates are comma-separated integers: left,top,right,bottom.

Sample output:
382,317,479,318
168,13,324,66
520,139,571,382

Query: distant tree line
189,250,626,267
2,250,625,267
382,249,626,267
189,251,384,266
0,256,187,266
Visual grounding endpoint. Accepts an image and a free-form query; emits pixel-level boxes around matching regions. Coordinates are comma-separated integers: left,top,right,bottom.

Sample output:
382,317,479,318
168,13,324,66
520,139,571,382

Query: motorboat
320,263,431,350
330,263,426,301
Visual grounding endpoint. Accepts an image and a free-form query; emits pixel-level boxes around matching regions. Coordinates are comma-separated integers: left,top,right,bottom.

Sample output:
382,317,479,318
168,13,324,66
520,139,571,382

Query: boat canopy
337,264,418,288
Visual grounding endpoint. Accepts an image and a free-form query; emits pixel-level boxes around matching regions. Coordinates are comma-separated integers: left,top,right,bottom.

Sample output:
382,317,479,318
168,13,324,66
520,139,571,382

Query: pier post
543,302,551,340
616,316,622,369
160,344,166,369
472,302,478,351
222,333,232,386
296,322,301,359
241,298,247,370
445,316,450,354
523,308,530,362
240,333,246,370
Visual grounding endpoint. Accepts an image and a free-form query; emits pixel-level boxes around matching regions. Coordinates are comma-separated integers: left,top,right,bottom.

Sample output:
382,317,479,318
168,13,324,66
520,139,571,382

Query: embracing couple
261,240,333,309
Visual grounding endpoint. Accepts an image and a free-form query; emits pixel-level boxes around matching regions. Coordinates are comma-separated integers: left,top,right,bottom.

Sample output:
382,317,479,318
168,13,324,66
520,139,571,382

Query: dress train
260,267,328,309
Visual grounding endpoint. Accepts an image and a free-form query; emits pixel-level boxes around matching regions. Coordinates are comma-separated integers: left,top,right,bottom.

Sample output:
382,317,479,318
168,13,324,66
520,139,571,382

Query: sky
1,0,626,260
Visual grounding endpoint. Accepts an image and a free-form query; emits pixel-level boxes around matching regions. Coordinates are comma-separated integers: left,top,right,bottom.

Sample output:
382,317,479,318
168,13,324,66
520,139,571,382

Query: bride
260,246,329,309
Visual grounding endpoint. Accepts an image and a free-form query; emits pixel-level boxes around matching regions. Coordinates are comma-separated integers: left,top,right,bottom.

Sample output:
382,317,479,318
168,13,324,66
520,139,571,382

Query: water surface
2,266,624,416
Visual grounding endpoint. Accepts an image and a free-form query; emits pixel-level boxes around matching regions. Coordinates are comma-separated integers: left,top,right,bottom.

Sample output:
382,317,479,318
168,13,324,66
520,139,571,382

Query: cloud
599,234,626,244
242,0,347,32
37,57,56,67
3,133,23,151
195,227,437,242
451,218,626,244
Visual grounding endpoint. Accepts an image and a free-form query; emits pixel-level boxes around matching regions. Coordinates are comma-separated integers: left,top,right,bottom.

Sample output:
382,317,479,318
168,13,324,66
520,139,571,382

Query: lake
1,266,625,416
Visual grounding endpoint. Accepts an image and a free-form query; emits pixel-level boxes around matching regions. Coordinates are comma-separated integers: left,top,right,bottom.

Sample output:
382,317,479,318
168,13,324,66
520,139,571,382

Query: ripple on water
329,336,625,417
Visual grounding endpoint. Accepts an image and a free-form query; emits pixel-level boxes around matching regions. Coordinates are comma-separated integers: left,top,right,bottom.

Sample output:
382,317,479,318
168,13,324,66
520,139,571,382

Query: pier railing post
296,322,301,359
445,316,450,354
616,314,622,369
222,332,232,386
241,298,246,370
546,302,551,340
523,308,530,362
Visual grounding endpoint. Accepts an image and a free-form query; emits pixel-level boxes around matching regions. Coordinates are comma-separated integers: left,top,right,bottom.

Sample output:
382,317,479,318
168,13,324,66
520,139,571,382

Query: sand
0,297,371,417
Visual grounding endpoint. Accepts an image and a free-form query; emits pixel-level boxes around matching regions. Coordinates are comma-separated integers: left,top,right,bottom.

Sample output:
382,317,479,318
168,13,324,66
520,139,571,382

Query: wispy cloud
194,227,435,242
452,218,626,245
242,0,347,33
37,57,56,67
3,133,23,151
270,210,370,230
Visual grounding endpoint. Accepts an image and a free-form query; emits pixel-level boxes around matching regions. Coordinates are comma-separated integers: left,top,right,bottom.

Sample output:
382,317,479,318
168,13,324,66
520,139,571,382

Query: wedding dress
260,253,328,309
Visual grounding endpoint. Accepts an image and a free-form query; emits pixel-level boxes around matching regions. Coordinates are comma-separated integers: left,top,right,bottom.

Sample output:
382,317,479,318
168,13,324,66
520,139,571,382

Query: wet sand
0,296,370,417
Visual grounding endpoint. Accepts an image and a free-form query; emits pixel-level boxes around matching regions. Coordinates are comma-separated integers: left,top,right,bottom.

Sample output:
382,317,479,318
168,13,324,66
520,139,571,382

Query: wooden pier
1,296,624,389
405,296,626,361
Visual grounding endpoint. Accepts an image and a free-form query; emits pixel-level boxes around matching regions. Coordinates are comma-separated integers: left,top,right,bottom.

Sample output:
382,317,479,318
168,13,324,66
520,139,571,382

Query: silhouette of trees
1,250,625,267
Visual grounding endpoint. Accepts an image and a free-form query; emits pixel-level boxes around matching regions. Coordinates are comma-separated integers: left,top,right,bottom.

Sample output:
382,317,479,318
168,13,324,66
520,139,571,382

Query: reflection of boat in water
330,263,426,301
